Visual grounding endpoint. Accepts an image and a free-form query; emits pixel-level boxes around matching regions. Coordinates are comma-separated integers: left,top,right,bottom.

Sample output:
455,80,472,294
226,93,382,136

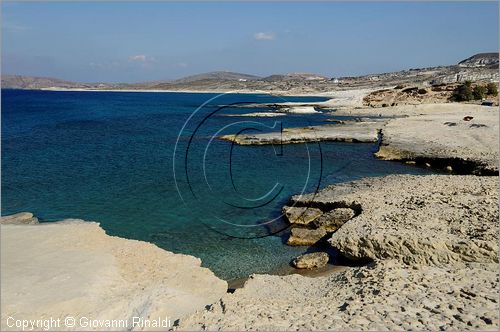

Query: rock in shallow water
313,208,356,231
293,252,329,269
287,227,327,246
283,206,323,225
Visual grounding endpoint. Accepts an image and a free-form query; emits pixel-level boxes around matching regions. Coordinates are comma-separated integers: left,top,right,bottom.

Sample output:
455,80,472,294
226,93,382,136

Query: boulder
313,208,355,231
287,228,327,246
293,252,329,269
283,206,323,225
0,212,39,225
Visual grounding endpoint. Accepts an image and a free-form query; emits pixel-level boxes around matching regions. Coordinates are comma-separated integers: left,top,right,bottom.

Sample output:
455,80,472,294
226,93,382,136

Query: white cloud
176,62,188,68
129,55,148,62
128,55,156,68
254,32,275,41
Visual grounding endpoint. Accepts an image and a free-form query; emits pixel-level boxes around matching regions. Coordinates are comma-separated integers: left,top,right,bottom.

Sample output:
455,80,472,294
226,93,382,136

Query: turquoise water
2,89,435,280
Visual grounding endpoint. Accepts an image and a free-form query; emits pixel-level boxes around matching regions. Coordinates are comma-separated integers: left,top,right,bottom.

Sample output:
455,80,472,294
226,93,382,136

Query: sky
2,1,499,83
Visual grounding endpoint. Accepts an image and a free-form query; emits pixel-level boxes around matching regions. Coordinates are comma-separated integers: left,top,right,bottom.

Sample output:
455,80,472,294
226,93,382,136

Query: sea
1,89,435,280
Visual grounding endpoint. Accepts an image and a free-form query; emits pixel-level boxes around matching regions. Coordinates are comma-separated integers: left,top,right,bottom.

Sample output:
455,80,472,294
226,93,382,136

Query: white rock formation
375,104,499,174
177,174,499,330
293,175,499,265
1,220,227,331
0,212,39,224
177,259,498,331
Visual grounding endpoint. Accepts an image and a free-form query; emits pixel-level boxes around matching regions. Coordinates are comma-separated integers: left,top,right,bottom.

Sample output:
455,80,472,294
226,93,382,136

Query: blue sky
2,1,498,83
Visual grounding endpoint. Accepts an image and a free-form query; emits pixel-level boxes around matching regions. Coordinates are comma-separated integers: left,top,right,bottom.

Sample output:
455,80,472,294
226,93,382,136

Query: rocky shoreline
174,86,499,330
221,102,499,175
177,175,499,330
2,83,498,330
0,218,227,331
372,104,499,175
2,174,498,331
220,121,382,145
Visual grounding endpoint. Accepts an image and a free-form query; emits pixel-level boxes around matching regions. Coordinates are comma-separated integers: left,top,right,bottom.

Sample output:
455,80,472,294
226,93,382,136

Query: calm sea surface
1,89,435,280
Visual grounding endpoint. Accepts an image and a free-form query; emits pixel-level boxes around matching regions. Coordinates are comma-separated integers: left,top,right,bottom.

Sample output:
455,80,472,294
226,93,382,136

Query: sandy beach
38,86,345,97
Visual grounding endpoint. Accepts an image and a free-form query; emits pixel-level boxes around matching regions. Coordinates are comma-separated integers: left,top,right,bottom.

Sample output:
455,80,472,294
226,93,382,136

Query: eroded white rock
291,175,498,265
0,212,38,225
1,219,227,330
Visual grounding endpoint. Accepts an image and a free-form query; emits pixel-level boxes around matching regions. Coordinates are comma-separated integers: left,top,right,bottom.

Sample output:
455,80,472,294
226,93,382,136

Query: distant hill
172,71,261,84
2,53,498,93
1,75,132,90
262,73,329,82
1,75,90,89
458,53,499,68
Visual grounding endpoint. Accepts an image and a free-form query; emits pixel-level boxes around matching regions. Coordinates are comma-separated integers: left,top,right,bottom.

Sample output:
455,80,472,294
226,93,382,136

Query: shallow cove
1,89,436,280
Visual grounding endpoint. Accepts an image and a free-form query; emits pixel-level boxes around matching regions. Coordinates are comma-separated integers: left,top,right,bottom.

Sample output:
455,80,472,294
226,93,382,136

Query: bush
451,82,473,102
486,82,498,96
472,85,487,100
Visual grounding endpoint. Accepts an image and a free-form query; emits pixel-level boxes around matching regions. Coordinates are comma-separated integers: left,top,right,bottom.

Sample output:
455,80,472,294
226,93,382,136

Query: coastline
178,174,499,330
0,220,228,331
228,262,350,291
3,173,497,330
1,0,498,327
2,83,499,330
36,86,339,97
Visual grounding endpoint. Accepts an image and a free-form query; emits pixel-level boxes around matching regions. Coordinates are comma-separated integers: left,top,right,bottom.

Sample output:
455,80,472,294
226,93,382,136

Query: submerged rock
313,208,356,231
283,206,323,225
292,252,329,269
287,227,327,246
0,212,39,225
